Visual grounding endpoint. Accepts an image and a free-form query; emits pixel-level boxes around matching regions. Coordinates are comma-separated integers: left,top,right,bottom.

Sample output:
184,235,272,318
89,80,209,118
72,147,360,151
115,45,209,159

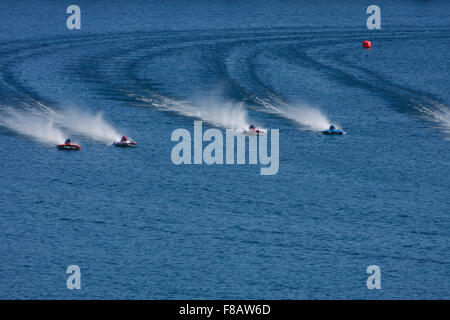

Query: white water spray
188,97,250,130
418,103,450,140
281,104,331,131
253,96,332,131
0,107,65,144
133,93,250,130
55,109,121,143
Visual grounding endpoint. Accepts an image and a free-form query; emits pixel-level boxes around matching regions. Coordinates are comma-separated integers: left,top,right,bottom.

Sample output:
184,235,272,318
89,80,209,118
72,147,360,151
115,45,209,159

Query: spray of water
55,109,121,143
252,96,332,131
133,93,250,130
0,107,65,144
418,103,450,140
188,97,250,130
281,104,331,131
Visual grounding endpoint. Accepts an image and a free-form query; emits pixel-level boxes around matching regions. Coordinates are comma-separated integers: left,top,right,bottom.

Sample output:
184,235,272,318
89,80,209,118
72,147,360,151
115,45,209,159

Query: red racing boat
57,139,81,151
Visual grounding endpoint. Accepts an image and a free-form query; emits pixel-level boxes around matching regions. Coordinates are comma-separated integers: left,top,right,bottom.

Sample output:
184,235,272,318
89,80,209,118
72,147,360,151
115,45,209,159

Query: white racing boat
243,125,265,136
113,136,137,148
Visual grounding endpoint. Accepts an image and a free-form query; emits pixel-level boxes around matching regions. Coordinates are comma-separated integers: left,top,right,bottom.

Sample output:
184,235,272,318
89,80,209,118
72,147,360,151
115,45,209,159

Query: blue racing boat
322,125,345,135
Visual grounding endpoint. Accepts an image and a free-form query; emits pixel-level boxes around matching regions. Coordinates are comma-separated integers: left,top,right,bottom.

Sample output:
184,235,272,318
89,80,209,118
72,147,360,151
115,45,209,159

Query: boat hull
322,130,344,135
57,144,81,151
114,142,137,148
243,130,265,136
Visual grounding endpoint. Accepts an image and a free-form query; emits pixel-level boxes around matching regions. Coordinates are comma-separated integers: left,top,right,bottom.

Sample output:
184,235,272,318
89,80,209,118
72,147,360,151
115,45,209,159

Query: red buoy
362,40,371,48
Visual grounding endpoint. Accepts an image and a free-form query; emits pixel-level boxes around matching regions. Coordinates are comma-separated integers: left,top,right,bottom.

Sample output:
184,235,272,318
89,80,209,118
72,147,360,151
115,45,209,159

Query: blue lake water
0,0,449,299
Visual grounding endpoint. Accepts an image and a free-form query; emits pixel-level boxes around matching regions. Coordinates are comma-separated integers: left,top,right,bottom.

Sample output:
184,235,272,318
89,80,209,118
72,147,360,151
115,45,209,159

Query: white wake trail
418,103,450,139
281,104,331,131
133,93,250,130
0,107,65,144
55,109,121,144
253,96,332,131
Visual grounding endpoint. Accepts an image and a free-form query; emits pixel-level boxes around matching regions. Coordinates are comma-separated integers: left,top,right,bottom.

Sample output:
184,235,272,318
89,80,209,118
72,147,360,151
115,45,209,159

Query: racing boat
322,125,345,135
57,139,81,151
114,140,137,147
243,125,265,136
113,136,137,147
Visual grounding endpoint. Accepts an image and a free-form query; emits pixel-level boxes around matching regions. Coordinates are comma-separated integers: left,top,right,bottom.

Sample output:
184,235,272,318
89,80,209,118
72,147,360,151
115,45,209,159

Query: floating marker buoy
362,40,371,48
